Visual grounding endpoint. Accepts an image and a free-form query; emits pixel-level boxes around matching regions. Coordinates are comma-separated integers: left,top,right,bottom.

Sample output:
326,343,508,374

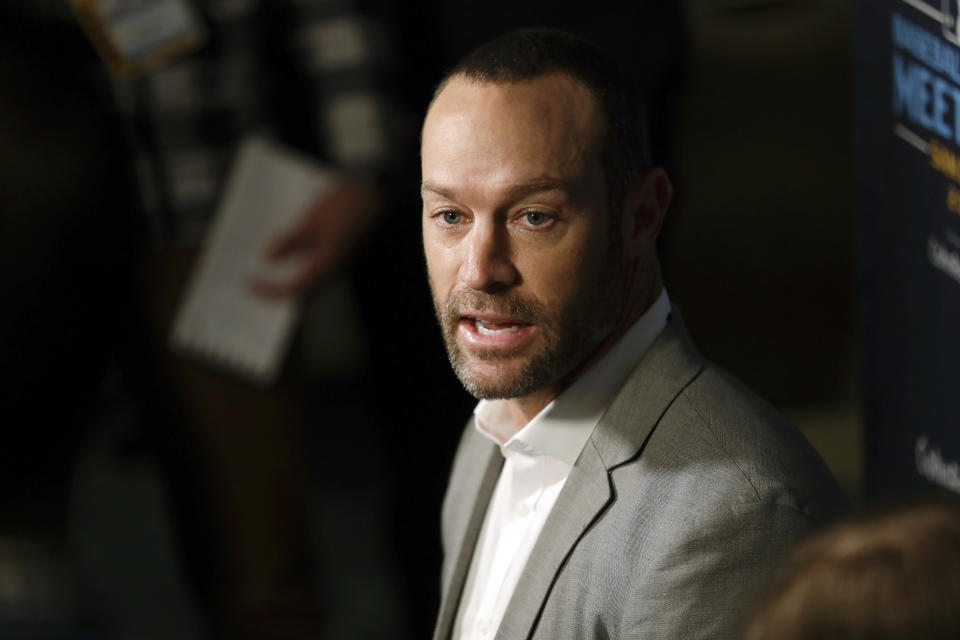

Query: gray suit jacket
433,315,847,639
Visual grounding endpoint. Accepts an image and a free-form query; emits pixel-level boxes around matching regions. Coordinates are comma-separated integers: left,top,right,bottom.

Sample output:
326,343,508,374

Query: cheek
423,237,457,291
521,245,596,304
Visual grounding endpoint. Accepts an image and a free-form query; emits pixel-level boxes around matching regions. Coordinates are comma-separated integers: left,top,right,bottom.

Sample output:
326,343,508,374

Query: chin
461,379,527,401
453,358,548,400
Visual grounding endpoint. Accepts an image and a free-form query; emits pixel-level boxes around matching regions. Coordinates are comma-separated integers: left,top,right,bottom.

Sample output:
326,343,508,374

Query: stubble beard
431,270,622,401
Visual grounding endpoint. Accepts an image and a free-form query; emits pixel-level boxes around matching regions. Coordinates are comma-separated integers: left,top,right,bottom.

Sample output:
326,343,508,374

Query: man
421,28,847,640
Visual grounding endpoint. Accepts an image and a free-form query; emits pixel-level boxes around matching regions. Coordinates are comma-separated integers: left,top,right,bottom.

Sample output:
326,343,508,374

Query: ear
621,167,672,258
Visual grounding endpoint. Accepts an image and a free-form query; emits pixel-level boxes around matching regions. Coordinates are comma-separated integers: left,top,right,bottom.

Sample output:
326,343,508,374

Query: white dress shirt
452,290,672,640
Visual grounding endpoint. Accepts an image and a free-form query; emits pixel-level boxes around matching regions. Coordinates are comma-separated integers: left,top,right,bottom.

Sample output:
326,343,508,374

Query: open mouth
474,319,527,336
457,314,535,342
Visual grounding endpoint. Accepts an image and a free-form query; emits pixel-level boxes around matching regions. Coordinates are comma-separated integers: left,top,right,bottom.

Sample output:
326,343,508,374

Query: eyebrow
420,179,571,202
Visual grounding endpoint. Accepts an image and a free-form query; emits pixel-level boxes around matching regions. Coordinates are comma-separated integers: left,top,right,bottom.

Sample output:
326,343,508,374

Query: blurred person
107,1,415,637
0,0,415,638
743,497,960,640
421,28,848,640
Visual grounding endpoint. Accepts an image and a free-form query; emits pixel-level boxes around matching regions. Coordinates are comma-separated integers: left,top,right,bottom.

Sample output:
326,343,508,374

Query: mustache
440,289,545,324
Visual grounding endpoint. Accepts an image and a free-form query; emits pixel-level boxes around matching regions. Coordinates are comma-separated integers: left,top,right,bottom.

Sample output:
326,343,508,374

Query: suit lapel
494,315,704,639
591,314,705,470
434,425,503,640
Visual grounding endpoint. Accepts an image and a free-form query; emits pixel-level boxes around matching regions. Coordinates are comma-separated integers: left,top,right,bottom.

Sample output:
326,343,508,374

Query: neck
505,389,559,431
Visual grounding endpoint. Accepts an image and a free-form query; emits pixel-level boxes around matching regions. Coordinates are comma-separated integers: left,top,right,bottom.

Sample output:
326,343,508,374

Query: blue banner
856,0,960,496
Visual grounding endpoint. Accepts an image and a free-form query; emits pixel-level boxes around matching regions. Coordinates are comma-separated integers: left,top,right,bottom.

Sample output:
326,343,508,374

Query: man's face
421,73,625,401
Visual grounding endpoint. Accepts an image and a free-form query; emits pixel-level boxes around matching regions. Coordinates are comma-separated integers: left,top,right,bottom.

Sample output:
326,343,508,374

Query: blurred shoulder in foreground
744,496,960,640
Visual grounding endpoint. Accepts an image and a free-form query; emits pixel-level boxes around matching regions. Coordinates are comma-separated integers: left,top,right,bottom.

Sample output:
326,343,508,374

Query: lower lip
458,318,537,350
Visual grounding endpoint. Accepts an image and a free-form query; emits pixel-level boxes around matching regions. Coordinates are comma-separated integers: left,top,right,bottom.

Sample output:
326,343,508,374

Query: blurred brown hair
743,497,960,640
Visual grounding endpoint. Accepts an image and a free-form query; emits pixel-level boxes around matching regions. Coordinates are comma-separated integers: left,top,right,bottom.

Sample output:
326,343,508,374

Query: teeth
475,319,521,336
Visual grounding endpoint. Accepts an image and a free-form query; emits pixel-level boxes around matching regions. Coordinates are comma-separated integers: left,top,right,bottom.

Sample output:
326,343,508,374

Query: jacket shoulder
649,362,848,519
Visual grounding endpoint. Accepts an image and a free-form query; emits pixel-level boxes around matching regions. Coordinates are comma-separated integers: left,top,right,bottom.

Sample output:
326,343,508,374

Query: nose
460,219,518,292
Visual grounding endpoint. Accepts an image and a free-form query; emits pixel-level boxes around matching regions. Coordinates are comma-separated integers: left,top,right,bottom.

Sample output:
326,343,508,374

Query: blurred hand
249,180,379,299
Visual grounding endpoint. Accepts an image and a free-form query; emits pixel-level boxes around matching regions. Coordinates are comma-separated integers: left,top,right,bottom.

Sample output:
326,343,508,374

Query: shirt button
517,502,531,518
477,618,490,636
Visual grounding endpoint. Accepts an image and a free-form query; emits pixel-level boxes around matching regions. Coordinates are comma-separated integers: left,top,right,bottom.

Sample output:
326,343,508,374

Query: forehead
421,73,603,187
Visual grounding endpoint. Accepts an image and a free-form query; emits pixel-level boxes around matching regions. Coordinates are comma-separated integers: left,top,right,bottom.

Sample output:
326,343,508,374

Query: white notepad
170,135,335,383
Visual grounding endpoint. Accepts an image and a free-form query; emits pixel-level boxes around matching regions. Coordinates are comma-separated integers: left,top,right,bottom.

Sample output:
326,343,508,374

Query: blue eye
441,210,462,224
524,211,549,226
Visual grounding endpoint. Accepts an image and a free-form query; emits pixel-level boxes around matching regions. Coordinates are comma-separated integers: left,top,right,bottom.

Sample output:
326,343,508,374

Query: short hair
743,498,960,640
434,27,650,213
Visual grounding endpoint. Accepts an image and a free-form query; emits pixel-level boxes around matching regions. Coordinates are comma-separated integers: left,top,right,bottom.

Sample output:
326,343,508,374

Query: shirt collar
474,289,672,465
